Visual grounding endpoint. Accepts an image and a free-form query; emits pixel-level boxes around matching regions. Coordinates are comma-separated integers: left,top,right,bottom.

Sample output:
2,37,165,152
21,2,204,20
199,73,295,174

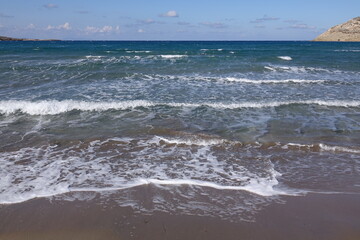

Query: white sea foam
135,177,287,196
224,77,325,84
0,136,292,205
3,135,355,207
282,143,313,149
85,55,103,59
264,66,276,71
126,50,151,53
1,100,359,115
334,50,360,52
160,55,187,59
70,176,287,197
264,65,338,73
0,100,154,115
319,144,360,154
278,56,292,61
142,74,325,85
155,136,225,146
282,142,360,154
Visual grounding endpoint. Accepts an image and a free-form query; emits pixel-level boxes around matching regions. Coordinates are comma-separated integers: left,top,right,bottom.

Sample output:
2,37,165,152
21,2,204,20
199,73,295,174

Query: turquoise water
0,41,359,220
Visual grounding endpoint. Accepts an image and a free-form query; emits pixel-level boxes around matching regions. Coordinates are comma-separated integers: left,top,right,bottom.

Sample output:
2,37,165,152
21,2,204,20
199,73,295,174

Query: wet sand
0,191,359,240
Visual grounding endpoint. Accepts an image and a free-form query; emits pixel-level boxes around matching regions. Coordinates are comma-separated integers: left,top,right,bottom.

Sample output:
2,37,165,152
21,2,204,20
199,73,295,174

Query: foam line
160,55,187,59
1,100,359,115
0,177,292,205
224,78,325,84
319,144,360,154
155,136,225,146
277,56,292,60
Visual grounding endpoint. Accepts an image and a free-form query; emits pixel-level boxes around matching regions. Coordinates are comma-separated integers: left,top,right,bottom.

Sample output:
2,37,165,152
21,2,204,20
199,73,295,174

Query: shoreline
1,190,359,240
0,36,60,41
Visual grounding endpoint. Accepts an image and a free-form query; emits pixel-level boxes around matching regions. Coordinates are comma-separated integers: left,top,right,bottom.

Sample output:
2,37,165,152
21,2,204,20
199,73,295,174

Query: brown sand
0,193,359,240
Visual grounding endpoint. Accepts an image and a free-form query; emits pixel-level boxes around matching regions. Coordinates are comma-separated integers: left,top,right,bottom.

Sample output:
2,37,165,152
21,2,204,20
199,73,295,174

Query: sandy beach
1,187,359,240
1,41,360,240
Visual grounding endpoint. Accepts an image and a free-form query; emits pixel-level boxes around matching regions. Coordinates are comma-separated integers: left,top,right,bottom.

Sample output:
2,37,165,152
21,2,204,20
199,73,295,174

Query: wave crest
277,56,292,61
1,100,360,115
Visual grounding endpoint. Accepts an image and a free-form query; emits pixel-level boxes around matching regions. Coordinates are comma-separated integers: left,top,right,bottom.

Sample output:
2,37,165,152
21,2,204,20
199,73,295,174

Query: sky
0,0,359,40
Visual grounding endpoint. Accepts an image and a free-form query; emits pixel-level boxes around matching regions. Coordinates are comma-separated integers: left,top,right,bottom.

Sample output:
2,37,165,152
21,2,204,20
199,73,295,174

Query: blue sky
0,0,359,40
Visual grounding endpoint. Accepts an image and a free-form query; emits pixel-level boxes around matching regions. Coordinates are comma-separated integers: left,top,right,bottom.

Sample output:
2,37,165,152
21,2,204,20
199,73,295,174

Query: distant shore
0,36,60,41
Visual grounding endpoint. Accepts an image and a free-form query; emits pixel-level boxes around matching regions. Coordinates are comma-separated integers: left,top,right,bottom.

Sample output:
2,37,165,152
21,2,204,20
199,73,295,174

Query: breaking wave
160,55,187,59
0,135,292,205
1,100,359,115
223,77,325,84
278,56,292,61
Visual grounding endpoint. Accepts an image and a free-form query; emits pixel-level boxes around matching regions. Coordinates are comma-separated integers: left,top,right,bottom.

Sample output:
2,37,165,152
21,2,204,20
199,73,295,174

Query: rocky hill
314,17,360,42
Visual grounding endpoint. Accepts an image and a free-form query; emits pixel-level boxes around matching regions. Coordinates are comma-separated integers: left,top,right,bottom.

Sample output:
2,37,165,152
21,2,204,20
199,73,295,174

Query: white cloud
290,24,316,30
177,21,190,26
26,23,36,29
85,25,120,34
250,15,279,23
284,19,299,24
0,13,14,18
160,10,179,17
76,10,89,14
200,22,227,29
46,22,71,30
125,19,165,28
139,19,158,24
43,4,58,9
138,29,145,33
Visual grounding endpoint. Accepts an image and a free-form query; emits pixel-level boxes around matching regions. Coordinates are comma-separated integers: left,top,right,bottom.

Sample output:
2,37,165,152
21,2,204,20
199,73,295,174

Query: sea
0,41,359,221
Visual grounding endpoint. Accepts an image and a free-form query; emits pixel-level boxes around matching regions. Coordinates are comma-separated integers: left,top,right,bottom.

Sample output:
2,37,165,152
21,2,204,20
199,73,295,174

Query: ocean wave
0,100,155,115
1,100,359,115
318,144,360,154
69,176,287,196
277,56,292,61
85,55,104,59
78,55,186,64
0,134,357,205
141,74,327,84
160,55,187,59
156,136,360,154
154,135,226,146
224,77,325,84
0,136,289,205
0,176,285,205
264,65,340,73
264,66,276,71
282,143,360,154
126,50,152,53
334,50,360,52
200,49,223,51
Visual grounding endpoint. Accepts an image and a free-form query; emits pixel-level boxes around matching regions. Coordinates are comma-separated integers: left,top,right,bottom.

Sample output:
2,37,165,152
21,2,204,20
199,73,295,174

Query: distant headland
0,36,60,41
314,17,360,42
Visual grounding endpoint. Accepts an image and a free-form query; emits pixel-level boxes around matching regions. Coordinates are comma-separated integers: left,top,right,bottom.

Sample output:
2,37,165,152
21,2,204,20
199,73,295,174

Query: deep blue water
0,41,359,220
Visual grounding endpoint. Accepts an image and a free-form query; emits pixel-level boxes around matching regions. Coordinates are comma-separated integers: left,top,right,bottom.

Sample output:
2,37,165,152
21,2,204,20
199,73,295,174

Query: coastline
1,190,359,240
0,36,60,41
0,40,359,240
